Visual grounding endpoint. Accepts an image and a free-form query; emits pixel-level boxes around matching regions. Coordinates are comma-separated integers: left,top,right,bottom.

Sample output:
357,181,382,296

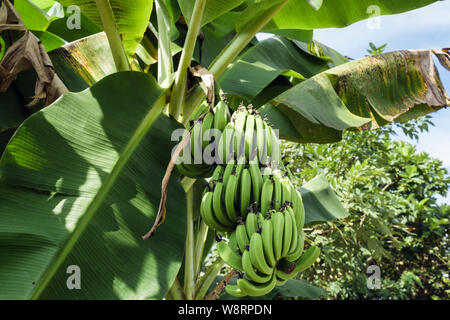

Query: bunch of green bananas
192,102,318,298
216,206,320,297
218,104,281,166
176,100,229,178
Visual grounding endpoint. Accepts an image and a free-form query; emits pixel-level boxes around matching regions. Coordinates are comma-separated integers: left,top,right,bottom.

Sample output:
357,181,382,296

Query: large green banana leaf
57,0,153,59
259,49,450,143
0,72,187,299
270,0,440,30
218,36,330,101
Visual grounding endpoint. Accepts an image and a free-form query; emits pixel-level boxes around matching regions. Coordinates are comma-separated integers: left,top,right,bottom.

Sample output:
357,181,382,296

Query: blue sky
312,1,450,204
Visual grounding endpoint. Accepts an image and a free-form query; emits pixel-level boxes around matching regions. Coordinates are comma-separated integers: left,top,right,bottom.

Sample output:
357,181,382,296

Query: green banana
293,245,320,273
249,233,273,275
225,284,247,297
222,160,235,186
224,173,239,222
213,100,228,132
281,208,293,258
249,162,263,208
281,177,292,207
272,173,282,211
263,120,272,165
286,206,298,254
287,230,304,262
218,122,235,164
233,109,247,160
200,190,232,232
236,223,250,253
213,181,234,227
291,187,305,230
187,102,209,127
245,212,259,238
237,272,277,297
269,125,281,168
239,168,252,217
201,112,214,148
242,250,272,284
255,115,267,165
244,113,256,161
260,177,274,215
261,219,277,267
212,165,224,181
190,120,203,163
272,211,284,261
217,240,243,271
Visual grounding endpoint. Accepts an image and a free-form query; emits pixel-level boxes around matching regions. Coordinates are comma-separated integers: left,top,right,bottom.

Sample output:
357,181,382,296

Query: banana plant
0,0,449,300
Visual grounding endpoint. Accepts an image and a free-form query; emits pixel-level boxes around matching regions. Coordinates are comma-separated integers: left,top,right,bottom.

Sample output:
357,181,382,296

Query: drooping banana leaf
57,0,153,60
259,49,450,143
48,32,115,92
0,71,187,299
218,36,330,101
269,0,440,31
300,174,349,225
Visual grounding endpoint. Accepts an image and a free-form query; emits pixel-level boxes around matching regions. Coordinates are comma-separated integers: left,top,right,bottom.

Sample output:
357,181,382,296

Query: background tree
283,116,450,299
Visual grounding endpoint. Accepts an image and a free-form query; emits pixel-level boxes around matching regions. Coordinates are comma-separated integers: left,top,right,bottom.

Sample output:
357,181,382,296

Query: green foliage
282,119,450,299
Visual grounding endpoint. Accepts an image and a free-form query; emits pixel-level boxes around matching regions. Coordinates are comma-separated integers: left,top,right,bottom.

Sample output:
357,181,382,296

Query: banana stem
95,0,130,72
168,0,206,120
194,221,209,277
195,258,225,300
182,0,289,124
155,0,173,87
184,186,196,300
169,277,185,300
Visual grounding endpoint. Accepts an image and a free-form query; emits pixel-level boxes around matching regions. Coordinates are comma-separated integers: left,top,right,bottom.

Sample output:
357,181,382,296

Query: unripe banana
281,208,293,258
263,120,272,165
200,190,232,232
286,206,298,254
281,177,292,207
222,160,235,186
272,211,284,261
293,245,320,273
287,230,304,262
190,120,203,163
272,173,282,211
242,250,272,284
236,223,250,253
176,161,213,178
212,165,224,181
218,123,235,164
244,113,256,161
224,173,239,222
201,112,214,148
291,187,305,230
261,219,277,267
233,110,247,160
260,177,274,215
249,162,263,208
237,272,277,297
217,240,243,271
255,115,267,165
249,233,273,275
245,212,259,238
213,181,234,227
213,100,228,132
239,168,252,217
225,284,247,297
